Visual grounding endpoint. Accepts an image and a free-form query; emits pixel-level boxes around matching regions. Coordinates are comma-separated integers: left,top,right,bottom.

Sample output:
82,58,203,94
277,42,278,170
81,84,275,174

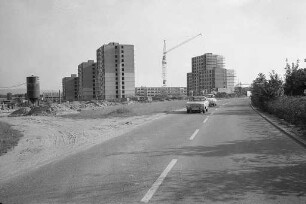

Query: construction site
0,37,240,183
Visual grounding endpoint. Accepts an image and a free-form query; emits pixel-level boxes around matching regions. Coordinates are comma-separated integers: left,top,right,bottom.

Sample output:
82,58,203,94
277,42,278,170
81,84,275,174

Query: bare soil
0,100,186,182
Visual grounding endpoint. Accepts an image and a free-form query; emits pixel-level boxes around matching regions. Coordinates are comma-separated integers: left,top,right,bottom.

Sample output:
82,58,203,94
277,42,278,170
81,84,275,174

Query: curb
250,103,306,148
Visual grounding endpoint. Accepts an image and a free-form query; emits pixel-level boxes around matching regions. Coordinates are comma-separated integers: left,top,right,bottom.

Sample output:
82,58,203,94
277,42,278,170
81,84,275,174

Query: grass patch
0,121,23,156
61,100,187,119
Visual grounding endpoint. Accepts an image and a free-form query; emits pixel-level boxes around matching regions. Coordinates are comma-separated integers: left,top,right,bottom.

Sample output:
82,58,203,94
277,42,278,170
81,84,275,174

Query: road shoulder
250,103,306,147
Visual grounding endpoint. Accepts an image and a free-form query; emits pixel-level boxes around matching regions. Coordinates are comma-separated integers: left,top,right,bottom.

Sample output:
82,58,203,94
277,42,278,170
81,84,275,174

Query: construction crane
162,33,202,87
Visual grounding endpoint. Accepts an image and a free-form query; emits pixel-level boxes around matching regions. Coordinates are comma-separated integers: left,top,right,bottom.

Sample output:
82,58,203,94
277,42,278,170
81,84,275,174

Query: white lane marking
203,118,208,124
189,129,200,140
141,159,178,203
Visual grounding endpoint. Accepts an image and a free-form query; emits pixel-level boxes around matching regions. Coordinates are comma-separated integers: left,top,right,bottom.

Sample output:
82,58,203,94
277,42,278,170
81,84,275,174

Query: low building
135,87,187,97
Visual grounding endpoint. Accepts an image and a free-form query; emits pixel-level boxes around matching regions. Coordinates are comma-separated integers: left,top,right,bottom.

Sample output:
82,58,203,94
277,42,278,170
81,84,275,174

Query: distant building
135,87,187,97
62,74,78,101
97,42,135,100
43,91,61,102
78,60,97,100
187,53,228,96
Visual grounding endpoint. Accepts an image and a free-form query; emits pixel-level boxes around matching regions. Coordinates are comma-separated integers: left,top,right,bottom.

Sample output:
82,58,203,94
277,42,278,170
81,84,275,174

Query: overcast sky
0,0,306,90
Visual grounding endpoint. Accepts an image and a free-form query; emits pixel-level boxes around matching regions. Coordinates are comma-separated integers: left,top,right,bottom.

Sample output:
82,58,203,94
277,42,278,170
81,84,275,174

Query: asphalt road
1,98,306,204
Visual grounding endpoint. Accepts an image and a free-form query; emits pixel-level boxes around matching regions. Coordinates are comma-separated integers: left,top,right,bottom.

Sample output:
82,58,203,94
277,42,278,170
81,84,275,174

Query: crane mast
162,33,202,87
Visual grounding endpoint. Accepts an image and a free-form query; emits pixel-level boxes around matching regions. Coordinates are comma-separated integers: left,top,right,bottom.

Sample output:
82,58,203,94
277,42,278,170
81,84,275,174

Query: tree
284,60,306,96
251,71,283,109
251,73,267,109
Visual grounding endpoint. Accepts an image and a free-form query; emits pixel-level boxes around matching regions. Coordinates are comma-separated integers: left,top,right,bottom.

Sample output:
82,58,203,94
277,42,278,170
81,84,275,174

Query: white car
205,94,217,107
186,96,209,113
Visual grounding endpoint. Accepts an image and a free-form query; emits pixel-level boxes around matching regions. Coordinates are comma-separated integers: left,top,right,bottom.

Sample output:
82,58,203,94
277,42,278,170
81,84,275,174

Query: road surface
1,98,306,203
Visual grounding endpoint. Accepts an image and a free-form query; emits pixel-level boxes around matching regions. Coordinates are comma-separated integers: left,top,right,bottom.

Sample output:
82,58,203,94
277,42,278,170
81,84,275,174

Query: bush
266,96,306,128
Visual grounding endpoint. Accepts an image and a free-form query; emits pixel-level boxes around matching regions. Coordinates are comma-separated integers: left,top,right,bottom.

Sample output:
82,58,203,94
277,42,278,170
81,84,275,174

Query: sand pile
9,107,31,117
27,106,55,116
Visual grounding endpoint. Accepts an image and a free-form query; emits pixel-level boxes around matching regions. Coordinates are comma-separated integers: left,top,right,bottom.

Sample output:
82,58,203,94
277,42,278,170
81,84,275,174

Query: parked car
186,96,209,113
205,94,217,106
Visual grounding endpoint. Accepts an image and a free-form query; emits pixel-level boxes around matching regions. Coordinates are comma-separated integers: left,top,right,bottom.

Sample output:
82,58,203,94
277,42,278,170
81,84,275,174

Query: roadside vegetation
0,121,23,156
251,61,306,134
62,100,187,119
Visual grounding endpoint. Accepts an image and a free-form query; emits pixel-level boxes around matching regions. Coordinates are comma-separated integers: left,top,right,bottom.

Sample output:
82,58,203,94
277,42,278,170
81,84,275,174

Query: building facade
97,42,135,100
78,60,97,100
135,87,187,97
62,74,78,101
187,53,228,96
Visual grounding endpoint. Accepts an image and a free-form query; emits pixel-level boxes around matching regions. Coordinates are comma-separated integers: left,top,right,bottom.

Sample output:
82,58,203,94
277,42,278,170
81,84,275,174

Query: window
116,73,118,76
122,95,125,98
121,55,124,58
116,77,118,80
115,46,118,49
115,64,117,67
115,60,118,63
122,73,124,76
122,64,124,67
122,86,125,89
116,82,118,85
116,86,118,89
121,59,124,62
122,81,125,85
122,90,125,94
121,50,124,53
116,91,118,94
122,77,124,80
115,55,117,58
122,68,124,71
121,46,123,48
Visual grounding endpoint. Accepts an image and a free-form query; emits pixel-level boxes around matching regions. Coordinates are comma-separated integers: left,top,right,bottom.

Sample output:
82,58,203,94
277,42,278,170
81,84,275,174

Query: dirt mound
26,106,55,116
9,107,31,117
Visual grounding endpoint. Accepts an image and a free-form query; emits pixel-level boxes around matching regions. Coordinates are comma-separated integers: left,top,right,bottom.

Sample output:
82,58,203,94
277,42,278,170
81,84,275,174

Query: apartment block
135,87,187,97
97,42,135,100
187,53,227,96
62,74,79,101
78,60,97,100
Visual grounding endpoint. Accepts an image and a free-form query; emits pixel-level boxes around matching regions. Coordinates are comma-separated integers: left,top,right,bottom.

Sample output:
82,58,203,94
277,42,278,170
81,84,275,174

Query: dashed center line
203,118,208,124
189,129,199,140
141,159,178,203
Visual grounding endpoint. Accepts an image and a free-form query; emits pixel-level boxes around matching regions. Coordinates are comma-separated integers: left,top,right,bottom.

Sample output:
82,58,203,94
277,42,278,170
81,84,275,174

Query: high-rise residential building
187,53,227,96
226,69,236,93
96,42,135,100
78,60,97,100
62,74,79,101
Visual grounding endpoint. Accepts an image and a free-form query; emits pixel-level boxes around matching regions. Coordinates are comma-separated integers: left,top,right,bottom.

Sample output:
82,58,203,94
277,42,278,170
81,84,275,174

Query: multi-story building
135,87,187,97
226,69,235,93
187,53,228,96
62,74,79,101
78,60,97,100
97,42,135,100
